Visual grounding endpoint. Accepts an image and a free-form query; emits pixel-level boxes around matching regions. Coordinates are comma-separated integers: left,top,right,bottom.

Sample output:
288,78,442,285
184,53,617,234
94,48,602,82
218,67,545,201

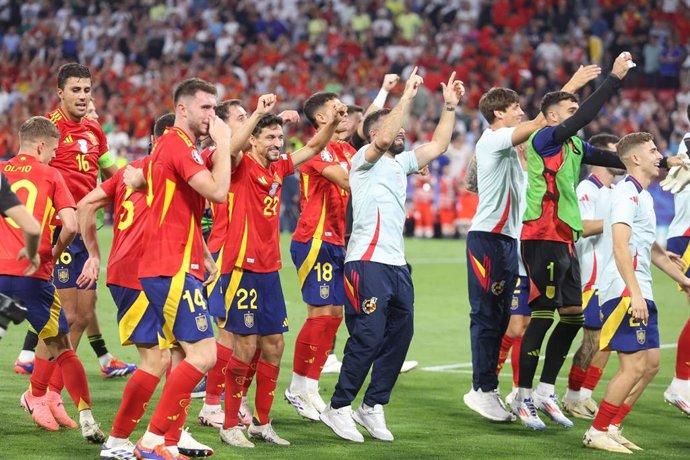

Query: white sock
564,388,580,402
141,430,164,449
588,426,607,435
517,387,532,401
536,382,555,397
79,409,95,425
305,377,319,393
290,372,307,393
671,377,690,392
106,436,129,448
580,388,593,399
98,352,114,368
203,403,221,412
166,445,179,456
18,350,35,362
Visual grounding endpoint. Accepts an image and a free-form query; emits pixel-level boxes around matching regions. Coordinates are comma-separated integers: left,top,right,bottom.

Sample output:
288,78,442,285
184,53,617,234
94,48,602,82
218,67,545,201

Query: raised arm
356,74,400,140
415,72,465,168
231,94,278,168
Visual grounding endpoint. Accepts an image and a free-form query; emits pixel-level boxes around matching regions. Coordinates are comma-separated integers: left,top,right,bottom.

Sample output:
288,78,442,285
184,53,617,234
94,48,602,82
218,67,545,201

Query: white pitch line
421,343,678,373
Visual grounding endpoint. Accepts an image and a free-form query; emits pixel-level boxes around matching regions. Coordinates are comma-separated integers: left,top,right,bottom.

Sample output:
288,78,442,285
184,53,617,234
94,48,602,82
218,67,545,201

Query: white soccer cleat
400,360,418,373
608,425,642,451
505,388,518,407
306,390,327,413
320,403,364,442
463,388,516,422
352,403,394,441
532,392,574,427
562,397,596,419
583,428,632,453
198,404,224,428
99,440,136,460
220,425,254,448
81,419,106,444
178,427,214,457
284,387,320,421
581,397,599,416
248,420,290,446
664,386,690,416
322,354,342,374
510,396,546,430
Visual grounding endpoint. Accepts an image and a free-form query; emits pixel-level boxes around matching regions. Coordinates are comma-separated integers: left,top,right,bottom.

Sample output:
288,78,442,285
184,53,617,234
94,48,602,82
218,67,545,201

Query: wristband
373,89,389,108
445,104,455,112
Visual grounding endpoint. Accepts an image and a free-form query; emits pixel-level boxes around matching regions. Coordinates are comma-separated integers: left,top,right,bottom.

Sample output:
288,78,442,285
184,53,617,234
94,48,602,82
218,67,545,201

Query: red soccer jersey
0,154,75,280
46,108,110,204
138,127,209,281
101,157,149,290
206,200,229,254
292,140,354,246
221,153,295,274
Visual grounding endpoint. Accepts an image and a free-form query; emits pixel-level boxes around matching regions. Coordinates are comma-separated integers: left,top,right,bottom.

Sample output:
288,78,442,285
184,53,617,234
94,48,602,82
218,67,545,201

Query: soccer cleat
581,397,599,416
608,425,643,451
320,403,364,442
191,375,206,399
400,360,418,373
178,427,214,457
82,419,106,444
134,441,186,459
14,358,34,375
284,387,320,421
239,397,253,426
532,392,574,427
220,426,254,448
46,391,78,428
664,386,690,416
248,419,290,446
352,403,394,441
510,396,546,430
101,357,137,378
562,398,596,419
99,440,136,459
306,390,327,413
321,354,342,374
505,388,518,407
463,388,516,422
20,390,59,431
583,428,632,454
198,404,224,428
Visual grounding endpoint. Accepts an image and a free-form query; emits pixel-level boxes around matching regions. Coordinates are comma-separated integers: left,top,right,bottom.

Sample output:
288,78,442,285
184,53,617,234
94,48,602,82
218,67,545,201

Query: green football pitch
1,229,689,459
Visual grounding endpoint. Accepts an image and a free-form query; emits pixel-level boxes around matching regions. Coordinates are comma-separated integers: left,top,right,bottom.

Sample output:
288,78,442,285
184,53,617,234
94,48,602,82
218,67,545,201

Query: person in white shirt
320,68,464,443
583,132,690,453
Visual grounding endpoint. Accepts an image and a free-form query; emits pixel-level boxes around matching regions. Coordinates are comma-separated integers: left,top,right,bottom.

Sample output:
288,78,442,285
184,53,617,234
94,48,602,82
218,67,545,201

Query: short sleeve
305,148,339,175
0,172,21,215
610,185,637,228
52,169,77,211
351,145,375,172
485,127,516,153
396,150,419,175
170,138,208,182
99,169,123,201
278,154,295,178
94,122,111,157
577,182,596,220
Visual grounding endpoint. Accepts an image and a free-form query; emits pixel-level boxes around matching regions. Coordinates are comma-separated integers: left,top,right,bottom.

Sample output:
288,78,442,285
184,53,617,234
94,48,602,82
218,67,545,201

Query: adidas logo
527,349,541,357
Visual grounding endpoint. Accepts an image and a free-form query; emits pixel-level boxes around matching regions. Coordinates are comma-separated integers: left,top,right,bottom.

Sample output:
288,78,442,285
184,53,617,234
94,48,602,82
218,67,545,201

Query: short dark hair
153,113,175,139
362,109,391,143
588,133,620,150
252,114,284,137
617,132,654,158
478,88,519,124
215,99,242,122
173,78,217,105
540,91,579,116
19,116,60,143
687,103,690,121
347,104,364,114
57,63,91,89
303,92,339,128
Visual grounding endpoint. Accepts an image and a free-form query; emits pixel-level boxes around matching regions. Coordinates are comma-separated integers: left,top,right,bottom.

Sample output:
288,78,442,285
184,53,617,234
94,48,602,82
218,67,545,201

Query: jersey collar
587,174,604,189
625,175,643,193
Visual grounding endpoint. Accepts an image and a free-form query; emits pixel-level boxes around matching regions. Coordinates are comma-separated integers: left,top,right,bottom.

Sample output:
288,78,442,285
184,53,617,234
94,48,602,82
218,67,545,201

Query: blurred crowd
0,0,689,236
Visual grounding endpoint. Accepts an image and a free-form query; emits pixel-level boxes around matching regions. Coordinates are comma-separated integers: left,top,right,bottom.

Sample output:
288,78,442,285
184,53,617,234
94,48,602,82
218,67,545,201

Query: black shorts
521,240,581,309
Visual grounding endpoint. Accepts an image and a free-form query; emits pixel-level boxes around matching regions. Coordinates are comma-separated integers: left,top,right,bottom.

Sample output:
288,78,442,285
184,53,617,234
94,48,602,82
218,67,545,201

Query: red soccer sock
510,335,522,387
148,360,204,444
497,335,515,376
293,317,325,377
206,343,233,405
242,349,261,397
111,369,161,439
254,360,279,425
592,400,620,432
48,361,64,394
582,365,604,391
676,318,690,380
223,356,250,429
568,365,588,392
30,357,56,397
308,316,343,380
56,350,91,410
611,403,632,426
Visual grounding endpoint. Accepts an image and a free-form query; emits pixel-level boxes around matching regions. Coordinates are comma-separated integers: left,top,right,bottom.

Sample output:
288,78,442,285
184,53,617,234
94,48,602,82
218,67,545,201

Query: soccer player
562,134,621,419
583,132,690,453
511,53,636,430
663,112,690,415
132,78,232,459
464,64,601,423
320,68,464,443
1,116,104,442
286,91,354,421
219,103,345,448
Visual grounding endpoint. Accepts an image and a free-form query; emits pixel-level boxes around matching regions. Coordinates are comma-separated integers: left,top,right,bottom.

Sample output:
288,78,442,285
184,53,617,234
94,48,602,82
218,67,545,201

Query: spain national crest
362,297,378,314
491,280,505,296
511,296,518,310
545,286,556,299
86,131,97,145
636,329,646,345
58,268,69,283
320,284,330,300
195,314,208,332
244,312,255,328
